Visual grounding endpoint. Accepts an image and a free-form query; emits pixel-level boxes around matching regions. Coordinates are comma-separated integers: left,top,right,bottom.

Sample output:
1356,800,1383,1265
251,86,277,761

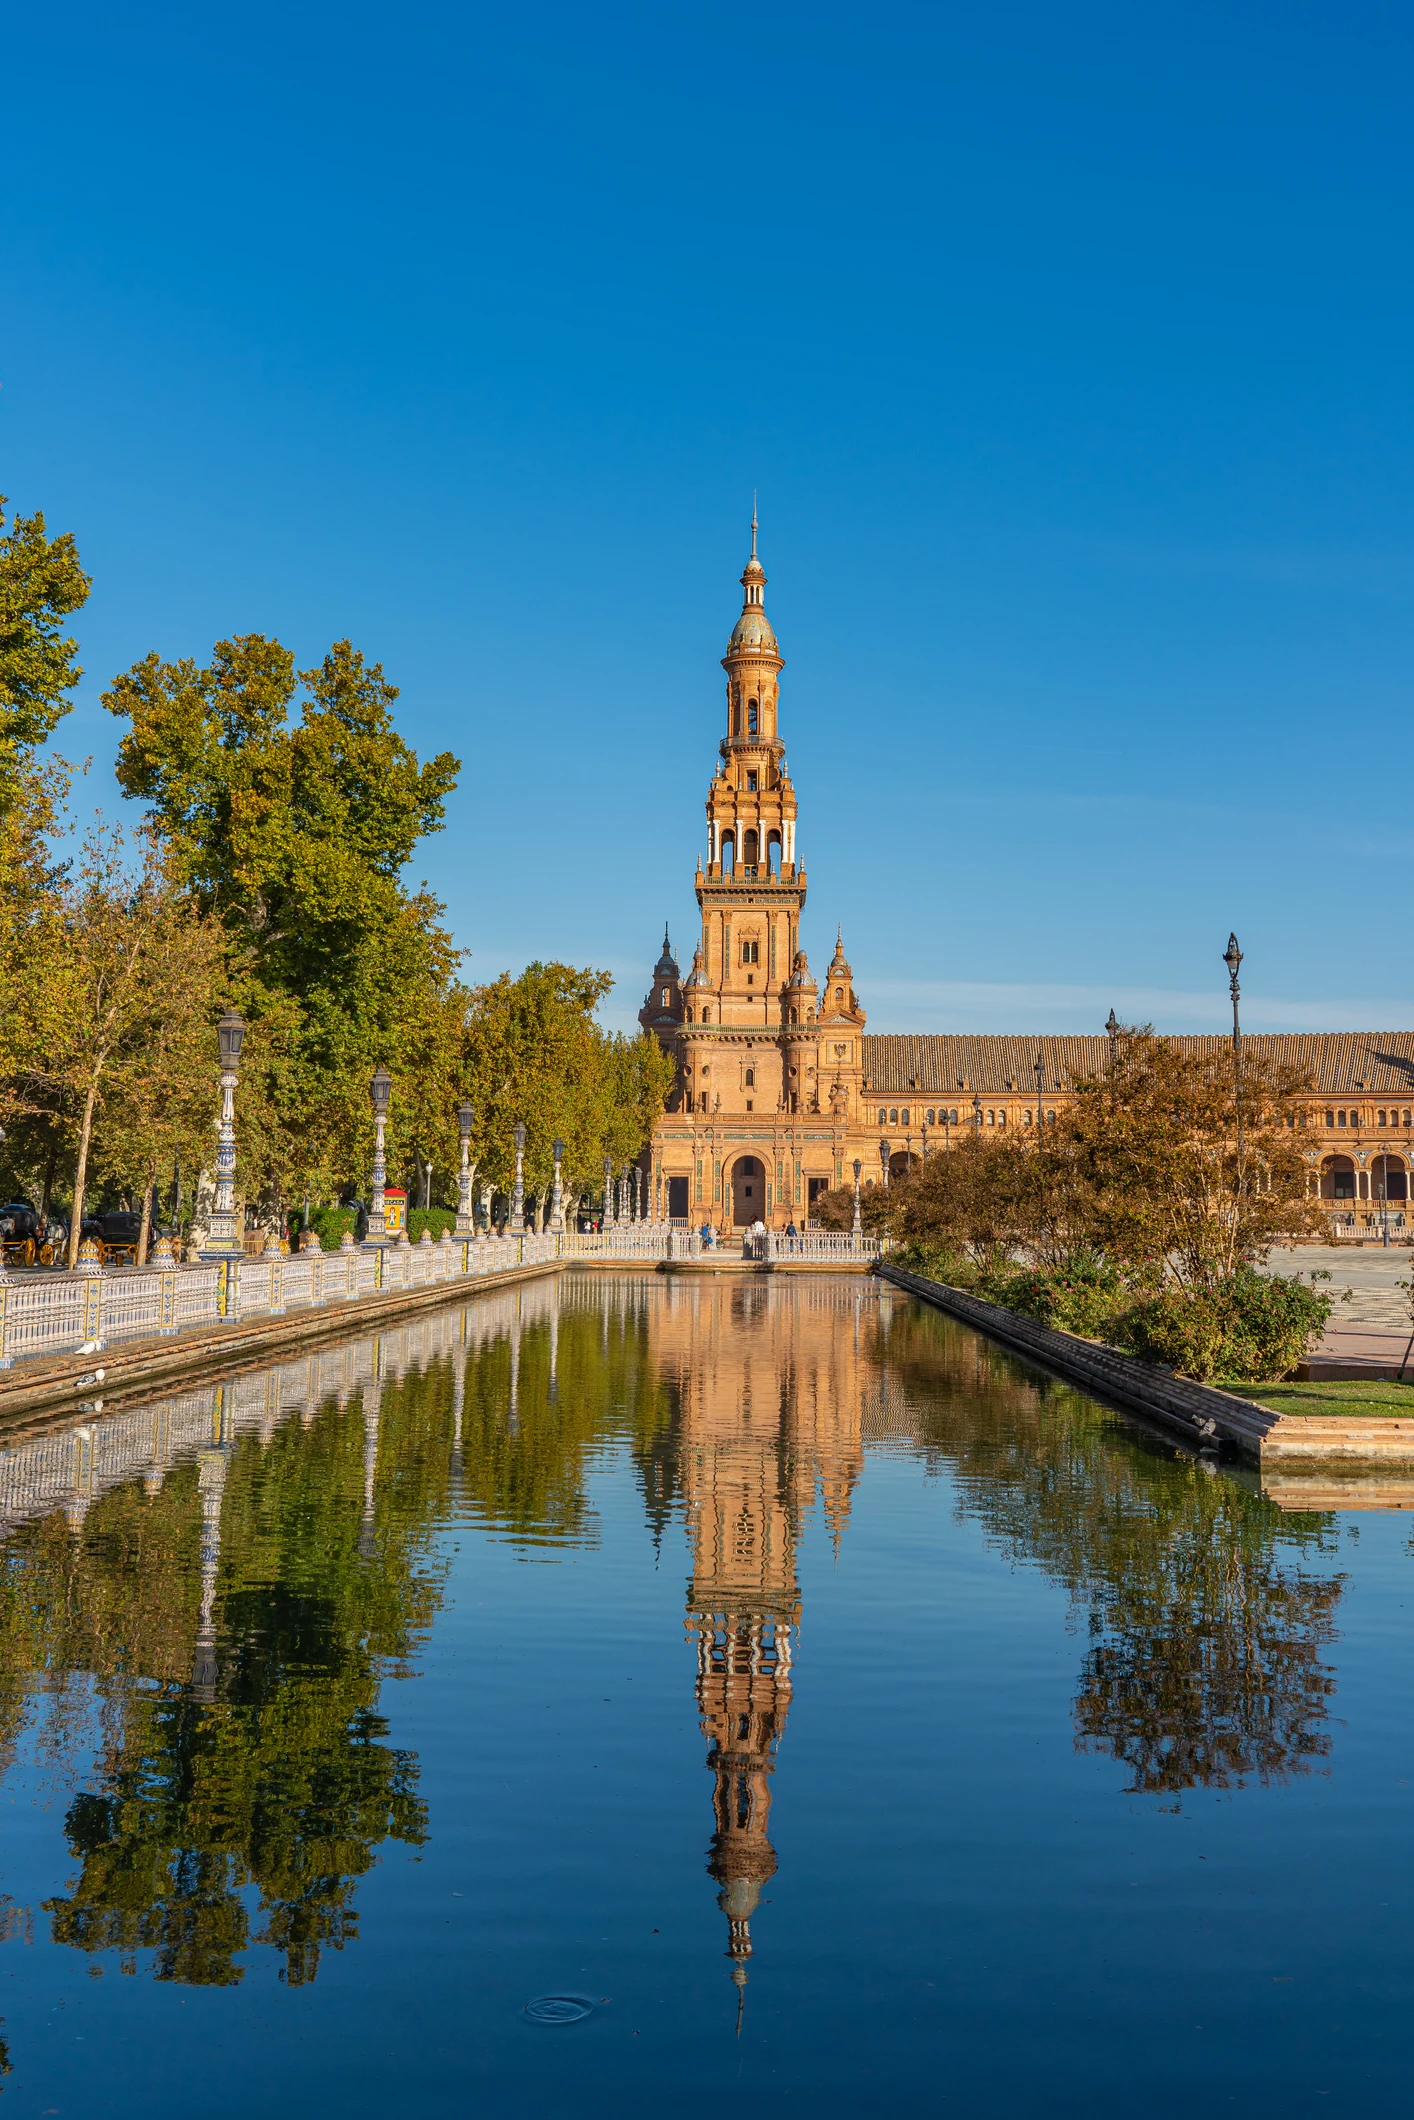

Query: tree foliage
0,496,90,795
102,636,464,1203
457,962,673,1220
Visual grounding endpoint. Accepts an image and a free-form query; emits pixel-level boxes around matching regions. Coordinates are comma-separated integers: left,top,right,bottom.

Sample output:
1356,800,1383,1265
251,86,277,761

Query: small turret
819,927,864,1025
639,924,683,1052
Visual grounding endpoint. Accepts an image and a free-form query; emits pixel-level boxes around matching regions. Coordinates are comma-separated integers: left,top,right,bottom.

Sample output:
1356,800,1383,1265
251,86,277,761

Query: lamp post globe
216,1006,246,1073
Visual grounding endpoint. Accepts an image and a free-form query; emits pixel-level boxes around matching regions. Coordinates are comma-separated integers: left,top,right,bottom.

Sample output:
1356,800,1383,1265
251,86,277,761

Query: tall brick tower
642,518,867,1226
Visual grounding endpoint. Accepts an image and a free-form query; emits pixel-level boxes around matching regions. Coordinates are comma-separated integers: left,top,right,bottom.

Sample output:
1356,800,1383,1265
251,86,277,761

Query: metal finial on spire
750,494,758,559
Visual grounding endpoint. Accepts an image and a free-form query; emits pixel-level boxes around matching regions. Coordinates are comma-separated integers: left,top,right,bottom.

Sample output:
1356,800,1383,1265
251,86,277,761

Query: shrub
307,1205,358,1251
978,1261,1128,1339
408,1207,457,1243
1113,1268,1333,1383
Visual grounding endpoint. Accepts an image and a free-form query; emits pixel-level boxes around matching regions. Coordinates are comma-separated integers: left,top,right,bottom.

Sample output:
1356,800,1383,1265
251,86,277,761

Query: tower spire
750,494,758,560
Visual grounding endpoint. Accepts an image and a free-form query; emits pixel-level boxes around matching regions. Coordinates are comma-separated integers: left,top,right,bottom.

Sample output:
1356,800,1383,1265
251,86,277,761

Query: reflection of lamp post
852,1157,862,1236
200,1009,246,1259
1224,932,1244,1195
879,1137,890,1190
366,1065,392,1245
511,1122,527,1231
550,1138,566,1232
455,1102,475,1237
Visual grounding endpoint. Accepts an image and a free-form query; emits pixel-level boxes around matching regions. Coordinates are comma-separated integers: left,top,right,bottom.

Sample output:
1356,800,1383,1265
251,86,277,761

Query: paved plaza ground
1266,1244,1414,1376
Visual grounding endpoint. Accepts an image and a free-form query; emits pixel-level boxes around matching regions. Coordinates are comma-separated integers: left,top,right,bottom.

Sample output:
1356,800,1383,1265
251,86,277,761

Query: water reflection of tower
659,1278,868,2017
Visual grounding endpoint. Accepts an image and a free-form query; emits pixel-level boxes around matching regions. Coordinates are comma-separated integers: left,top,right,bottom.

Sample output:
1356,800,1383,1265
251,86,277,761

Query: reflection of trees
455,1289,676,1547
2,1286,677,1989
876,1301,1345,1793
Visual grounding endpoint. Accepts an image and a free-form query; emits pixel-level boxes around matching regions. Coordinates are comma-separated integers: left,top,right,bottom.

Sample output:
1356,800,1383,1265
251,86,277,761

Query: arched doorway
1372,1152,1408,1202
731,1155,764,1225
889,1150,919,1182
1321,1155,1355,1202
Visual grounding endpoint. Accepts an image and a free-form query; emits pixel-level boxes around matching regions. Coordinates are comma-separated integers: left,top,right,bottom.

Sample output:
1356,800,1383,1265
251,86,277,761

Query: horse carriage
0,1202,144,1267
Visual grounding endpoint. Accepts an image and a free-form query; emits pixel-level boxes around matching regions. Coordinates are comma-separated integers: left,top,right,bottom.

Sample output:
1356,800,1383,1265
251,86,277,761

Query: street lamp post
366,1065,393,1245
422,1160,432,1212
1224,932,1244,1196
199,1008,246,1260
603,1154,615,1230
879,1138,890,1191
455,1102,475,1237
852,1157,862,1236
511,1122,527,1231
1034,1049,1045,1135
623,1162,635,1223
550,1139,566,1232
973,1093,983,1136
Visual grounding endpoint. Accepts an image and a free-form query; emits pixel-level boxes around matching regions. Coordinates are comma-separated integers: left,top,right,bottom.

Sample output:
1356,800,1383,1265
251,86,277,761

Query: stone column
511,1122,527,1230
549,1140,565,1233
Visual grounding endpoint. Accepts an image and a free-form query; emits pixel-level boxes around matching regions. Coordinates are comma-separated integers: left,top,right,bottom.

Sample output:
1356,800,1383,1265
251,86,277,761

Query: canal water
0,1274,1409,2116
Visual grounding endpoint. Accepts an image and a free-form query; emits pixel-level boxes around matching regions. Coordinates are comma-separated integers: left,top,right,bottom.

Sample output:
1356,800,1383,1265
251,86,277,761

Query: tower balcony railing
702,861,799,885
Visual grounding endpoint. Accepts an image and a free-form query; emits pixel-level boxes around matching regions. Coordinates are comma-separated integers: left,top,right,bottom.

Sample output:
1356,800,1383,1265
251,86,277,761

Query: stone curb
0,1260,564,1430
880,1263,1277,1459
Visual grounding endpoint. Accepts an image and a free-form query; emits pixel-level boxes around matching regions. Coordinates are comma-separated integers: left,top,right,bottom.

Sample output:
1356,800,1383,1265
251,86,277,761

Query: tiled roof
861,1032,1414,1097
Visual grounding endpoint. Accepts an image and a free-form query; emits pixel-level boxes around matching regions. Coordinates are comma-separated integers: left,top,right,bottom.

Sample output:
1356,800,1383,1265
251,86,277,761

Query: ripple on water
523,1995,595,2026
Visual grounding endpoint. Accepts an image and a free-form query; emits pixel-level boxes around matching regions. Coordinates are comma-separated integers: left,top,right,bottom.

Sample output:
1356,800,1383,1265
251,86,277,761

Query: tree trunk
38,1135,59,1224
136,1160,157,1266
67,1078,101,1268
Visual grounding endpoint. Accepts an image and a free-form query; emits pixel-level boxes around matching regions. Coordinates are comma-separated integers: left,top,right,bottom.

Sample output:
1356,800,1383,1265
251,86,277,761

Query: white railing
0,1276,565,1538
745,1230,883,1263
0,1220,880,1370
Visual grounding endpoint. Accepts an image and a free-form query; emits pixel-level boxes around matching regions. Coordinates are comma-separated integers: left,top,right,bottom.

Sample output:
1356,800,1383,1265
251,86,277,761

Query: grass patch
1219,1377,1414,1417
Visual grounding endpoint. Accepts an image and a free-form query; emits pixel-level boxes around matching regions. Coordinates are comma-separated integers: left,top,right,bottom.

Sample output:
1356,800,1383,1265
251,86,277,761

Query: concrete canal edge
0,1258,565,1430
880,1263,1414,1467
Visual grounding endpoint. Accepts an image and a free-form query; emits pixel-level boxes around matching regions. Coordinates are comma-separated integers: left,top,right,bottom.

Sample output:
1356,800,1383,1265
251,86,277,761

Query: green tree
458,962,672,1222
102,636,463,1203
0,496,90,800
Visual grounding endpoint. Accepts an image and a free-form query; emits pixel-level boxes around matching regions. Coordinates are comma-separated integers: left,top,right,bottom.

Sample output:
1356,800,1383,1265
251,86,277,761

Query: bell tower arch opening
731,1155,765,1225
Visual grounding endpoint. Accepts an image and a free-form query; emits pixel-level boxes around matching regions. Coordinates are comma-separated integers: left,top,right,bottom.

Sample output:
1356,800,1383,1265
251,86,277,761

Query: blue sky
5,0,1411,1034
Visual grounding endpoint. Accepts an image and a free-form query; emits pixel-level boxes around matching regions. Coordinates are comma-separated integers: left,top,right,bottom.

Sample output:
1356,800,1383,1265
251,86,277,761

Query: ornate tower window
747,702,759,734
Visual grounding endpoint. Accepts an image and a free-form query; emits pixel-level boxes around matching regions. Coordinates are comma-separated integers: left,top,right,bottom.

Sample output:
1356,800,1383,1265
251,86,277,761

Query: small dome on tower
682,946,708,991
786,950,816,993
725,505,782,662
